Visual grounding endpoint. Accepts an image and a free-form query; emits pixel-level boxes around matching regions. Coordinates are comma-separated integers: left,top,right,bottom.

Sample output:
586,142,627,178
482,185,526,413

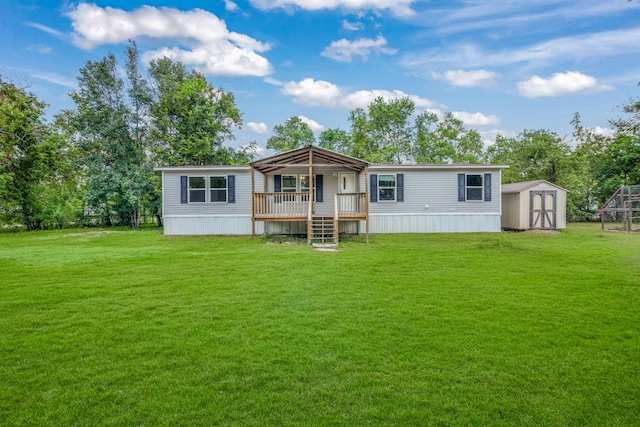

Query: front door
338,173,357,212
530,190,557,229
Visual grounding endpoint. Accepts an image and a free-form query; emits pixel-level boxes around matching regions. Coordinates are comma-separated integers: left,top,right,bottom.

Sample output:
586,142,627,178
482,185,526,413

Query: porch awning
250,145,369,174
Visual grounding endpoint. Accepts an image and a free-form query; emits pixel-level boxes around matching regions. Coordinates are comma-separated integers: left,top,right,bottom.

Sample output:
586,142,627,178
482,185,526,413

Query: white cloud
248,122,269,134
298,115,325,132
25,22,65,38
517,71,612,98
281,78,342,107
321,35,396,62
342,20,364,31
248,0,416,17
263,77,284,86
31,72,76,88
27,44,52,54
281,78,443,111
403,28,640,71
589,126,614,138
433,69,498,87
479,129,518,147
340,89,441,110
66,3,272,77
224,0,239,12
452,111,500,126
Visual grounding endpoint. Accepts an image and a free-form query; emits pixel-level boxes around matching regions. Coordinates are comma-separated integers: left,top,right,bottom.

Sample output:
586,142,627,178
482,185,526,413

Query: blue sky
2,0,639,156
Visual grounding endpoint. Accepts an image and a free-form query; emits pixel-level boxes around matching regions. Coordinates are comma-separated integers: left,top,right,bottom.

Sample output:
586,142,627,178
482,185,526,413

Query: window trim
188,176,206,204
209,175,228,203
281,175,297,193
378,174,397,202
465,173,484,202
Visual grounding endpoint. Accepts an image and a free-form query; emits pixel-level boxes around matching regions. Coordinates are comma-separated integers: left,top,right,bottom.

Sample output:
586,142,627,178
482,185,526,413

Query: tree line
1,41,639,229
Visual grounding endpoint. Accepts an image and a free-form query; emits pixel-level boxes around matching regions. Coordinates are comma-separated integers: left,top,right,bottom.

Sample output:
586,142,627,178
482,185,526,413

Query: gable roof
501,180,568,194
250,145,369,174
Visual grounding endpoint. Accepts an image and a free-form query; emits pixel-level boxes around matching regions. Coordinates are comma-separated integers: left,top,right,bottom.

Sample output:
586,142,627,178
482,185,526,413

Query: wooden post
307,149,313,246
364,165,369,244
251,167,255,237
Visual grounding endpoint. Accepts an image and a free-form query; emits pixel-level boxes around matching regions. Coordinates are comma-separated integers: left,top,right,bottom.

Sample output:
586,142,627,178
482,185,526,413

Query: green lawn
0,224,638,426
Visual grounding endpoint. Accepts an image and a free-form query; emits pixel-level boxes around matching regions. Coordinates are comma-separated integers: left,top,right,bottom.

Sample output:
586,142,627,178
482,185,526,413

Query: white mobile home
501,180,568,230
158,146,507,244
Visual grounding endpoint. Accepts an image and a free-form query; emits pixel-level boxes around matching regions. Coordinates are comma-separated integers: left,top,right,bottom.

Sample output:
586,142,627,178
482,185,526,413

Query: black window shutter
228,175,235,203
370,174,378,202
397,173,404,202
274,175,281,192
180,176,188,204
484,173,491,202
315,174,323,202
458,174,465,202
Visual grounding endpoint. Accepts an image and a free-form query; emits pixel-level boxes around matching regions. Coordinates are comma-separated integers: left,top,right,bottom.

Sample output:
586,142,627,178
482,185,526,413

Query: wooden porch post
364,165,369,244
307,149,313,245
251,167,255,237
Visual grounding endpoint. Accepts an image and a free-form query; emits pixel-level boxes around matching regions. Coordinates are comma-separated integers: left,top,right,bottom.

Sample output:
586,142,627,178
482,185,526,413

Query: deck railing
253,192,367,219
335,193,367,218
254,192,310,218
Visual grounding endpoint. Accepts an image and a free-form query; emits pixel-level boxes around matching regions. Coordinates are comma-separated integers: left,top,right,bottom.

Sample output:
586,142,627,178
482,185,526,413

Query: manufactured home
501,180,568,230
158,146,507,244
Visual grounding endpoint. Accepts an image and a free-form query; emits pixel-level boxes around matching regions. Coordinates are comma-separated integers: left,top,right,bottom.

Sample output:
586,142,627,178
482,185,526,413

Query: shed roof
501,180,568,194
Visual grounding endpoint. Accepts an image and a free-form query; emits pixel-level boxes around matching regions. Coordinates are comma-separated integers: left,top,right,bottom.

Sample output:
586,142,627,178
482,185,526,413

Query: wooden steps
310,216,337,246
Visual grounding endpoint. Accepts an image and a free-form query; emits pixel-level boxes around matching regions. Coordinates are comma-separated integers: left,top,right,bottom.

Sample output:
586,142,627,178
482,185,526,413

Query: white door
338,173,356,212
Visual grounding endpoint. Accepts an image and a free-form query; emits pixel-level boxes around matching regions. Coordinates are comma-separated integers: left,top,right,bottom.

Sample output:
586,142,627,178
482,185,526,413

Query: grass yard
0,224,638,426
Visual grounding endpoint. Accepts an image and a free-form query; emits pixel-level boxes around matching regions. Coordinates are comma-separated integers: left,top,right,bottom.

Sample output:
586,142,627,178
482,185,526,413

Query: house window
210,176,227,202
300,175,310,192
466,174,483,201
282,175,297,193
378,174,396,201
188,176,206,203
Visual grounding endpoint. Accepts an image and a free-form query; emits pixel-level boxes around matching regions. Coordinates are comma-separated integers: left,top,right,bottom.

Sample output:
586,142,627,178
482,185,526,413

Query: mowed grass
0,225,638,426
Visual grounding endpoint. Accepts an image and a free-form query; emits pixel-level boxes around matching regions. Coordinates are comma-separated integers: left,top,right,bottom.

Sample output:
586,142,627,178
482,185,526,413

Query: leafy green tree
486,129,571,183
266,116,315,153
148,57,243,166
412,112,483,164
318,128,350,152
0,77,80,229
66,43,153,227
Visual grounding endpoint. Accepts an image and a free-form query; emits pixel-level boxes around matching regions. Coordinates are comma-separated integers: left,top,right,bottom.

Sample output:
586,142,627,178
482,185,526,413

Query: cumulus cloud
589,126,614,138
248,122,269,134
281,78,443,111
298,115,325,132
66,3,272,77
517,71,612,98
452,111,500,126
281,78,342,107
321,35,396,62
341,89,441,110
479,129,518,147
433,69,498,87
248,0,416,17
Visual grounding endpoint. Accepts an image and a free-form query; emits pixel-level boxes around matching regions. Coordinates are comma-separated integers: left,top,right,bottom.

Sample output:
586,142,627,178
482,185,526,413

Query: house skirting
163,213,501,235
163,215,263,235
366,213,501,233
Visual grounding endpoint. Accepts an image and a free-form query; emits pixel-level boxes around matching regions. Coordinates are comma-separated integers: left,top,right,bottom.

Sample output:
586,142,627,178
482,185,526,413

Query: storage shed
501,180,568,230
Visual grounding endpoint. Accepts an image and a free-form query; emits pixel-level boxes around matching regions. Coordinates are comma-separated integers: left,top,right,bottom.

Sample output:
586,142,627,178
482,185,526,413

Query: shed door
530,190,557,229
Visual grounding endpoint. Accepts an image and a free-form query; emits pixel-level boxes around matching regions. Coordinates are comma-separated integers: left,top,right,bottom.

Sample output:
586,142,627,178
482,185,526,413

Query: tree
318,128,351,152
66,43,153,227
266,116,315,153
148,57,243,166
486,129,571,183
412,112,483,164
